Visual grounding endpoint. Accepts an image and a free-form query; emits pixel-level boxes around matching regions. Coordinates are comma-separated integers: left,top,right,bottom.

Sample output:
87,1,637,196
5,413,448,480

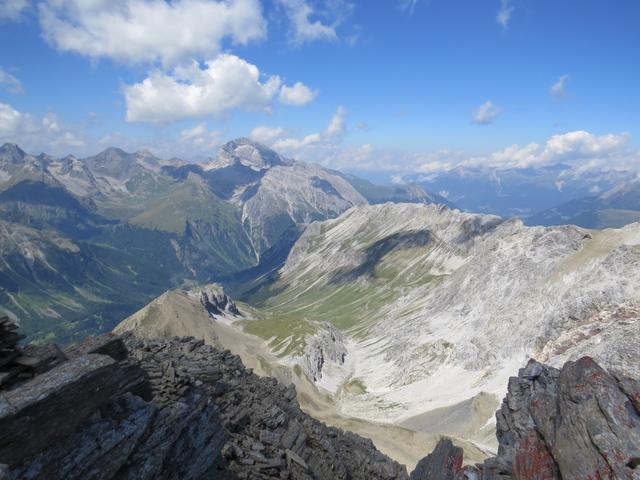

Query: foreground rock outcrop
412,357,640,480
0,324,407,480
2,315,639,480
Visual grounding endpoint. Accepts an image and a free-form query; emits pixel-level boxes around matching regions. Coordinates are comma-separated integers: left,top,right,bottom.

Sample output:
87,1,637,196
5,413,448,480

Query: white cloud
179,123,222,149
249,126,287,144
496,0,514,28
0,68,23,94
277,0,353,45
322,130,637,175
550,74,570,98
0,102,86,153
273,133,322,151
413,131,632,173
279,81,318,106
490,142,541,168
38,0,266,65
124,55,283,123
0,0,29,20
249,105,349,160
125,55,317,123
326,105,347,137
543,130,629,159
472,100,501,125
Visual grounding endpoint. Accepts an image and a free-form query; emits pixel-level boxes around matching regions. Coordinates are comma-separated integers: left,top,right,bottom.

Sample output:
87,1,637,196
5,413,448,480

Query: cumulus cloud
496,0,514,28
38,0,266,65
550,74,570,98
441,131,633,172
472,100,501,125
125,55,285,123
277,0,353,44
179,123,222,149
249,105,349,159
125,55,318,122
320,130,637,176
0,102,86,153
279,82,318,106
0,0,29,20
0,68,23,94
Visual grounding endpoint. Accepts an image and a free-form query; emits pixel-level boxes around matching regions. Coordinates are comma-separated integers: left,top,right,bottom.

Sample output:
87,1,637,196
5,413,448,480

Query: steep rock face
240,161,368,254
415,357,640,480
300,323,348,383
410,439,463,480
0,325,408,479
198,284,241,317
489,357,640,480
204,138,368,255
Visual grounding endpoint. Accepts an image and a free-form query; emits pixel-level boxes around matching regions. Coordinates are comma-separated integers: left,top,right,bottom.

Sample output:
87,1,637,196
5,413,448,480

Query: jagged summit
0,144,28,168
0,143,25,157
206,137,293,171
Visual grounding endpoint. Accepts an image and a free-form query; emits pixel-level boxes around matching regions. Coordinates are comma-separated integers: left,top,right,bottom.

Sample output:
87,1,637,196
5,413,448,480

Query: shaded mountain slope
0,220,184,344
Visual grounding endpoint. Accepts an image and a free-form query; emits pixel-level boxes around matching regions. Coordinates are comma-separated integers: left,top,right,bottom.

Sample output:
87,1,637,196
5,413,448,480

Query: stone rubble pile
0,327,408,480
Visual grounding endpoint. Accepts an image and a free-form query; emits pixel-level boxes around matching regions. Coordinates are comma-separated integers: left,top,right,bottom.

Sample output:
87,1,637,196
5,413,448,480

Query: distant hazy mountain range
0,139,439,342
401,164,640,227
526,181,640,228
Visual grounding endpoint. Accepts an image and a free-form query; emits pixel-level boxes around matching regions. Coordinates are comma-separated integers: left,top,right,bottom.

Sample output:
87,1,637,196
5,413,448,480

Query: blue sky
0,0,639,176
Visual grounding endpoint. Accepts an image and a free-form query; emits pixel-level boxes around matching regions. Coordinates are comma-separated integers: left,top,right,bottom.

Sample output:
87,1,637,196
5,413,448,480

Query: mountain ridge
0,140,446,342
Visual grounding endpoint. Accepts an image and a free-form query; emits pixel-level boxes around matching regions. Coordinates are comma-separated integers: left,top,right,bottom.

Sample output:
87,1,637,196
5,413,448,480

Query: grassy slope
128,175,236,234
243,233,442,357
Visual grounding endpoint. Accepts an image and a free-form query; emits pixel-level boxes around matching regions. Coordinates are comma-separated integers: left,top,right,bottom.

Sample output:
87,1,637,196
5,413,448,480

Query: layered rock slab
1,330,407,480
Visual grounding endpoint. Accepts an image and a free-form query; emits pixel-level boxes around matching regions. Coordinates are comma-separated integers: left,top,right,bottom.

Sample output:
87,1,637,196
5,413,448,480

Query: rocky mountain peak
210,137,292,171
84,146,136,178
0,143,26,165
